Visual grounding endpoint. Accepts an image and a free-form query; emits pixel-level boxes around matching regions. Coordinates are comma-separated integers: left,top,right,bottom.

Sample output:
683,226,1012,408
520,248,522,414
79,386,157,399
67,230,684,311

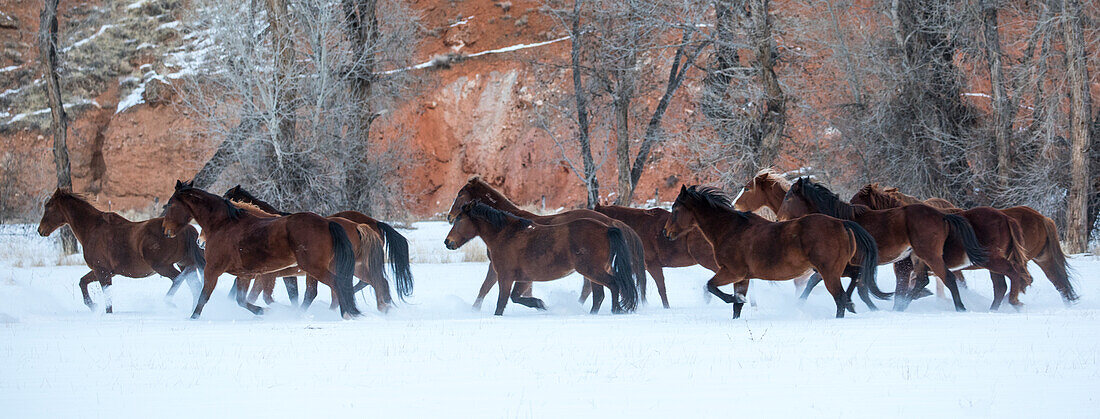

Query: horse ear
680,185,688,193
175,180,183,190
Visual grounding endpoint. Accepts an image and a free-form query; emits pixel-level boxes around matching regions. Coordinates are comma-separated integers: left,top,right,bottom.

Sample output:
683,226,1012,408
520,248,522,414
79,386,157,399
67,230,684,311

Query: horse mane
793,178,867,219
854,183,905,210
224,185,290,215
464,201,532,229
178,184,243,220
228,199,279,217
465,176,517,209
755,168,791,189
678,185,751,220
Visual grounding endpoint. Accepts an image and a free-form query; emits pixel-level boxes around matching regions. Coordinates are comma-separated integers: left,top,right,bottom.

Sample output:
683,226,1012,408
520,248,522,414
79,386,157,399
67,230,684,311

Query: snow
4,99,101,125
378,36,572,75
449,15,474,27
1,222,1098,417
0,65,19,73
62,24,116,53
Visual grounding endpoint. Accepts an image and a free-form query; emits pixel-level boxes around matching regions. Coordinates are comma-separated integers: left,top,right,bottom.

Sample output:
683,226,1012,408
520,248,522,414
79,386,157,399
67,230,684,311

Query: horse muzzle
444,239,457,250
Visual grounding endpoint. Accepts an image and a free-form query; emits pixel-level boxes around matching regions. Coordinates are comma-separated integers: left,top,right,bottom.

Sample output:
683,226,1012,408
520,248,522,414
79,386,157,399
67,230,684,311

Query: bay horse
37,188,205,313
778,177,991,312
664,185,878,318
593,203,718,308
446,176,647,309
445,202,640,315
851,184,1055,310
223,185,413,305
162,180,360,319
223,200,391,313
732,171,899,309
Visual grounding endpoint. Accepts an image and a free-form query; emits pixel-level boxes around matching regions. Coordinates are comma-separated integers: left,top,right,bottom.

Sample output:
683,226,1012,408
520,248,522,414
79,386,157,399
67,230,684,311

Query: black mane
178,184,243,220
223,185,290,216
464,201,532,229
677,185,750,220
793,177,865,219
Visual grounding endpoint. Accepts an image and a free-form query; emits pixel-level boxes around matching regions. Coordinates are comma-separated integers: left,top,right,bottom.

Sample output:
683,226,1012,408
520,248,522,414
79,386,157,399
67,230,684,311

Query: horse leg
510,281,546,311
355,263,390,313
97,274,114,314
153,264,183,304
1005,267,1034,310
473,264,497,310
494,276,514,316
589,283,605,314
578,279,592,304
843,279,858,314
301,277,319,312
705,273,744,305
649,266,670,309
820,273,847,318
635,266,647,305
191,267,223,319
990,273,1007,311
76,271,96,311
798,272,824,301
792,275,809,297
849,266,877,312
732,281,749,319
282,277,299,306
927,261,966,312
234,277,264,315
892,259,915,311
246,276,266,305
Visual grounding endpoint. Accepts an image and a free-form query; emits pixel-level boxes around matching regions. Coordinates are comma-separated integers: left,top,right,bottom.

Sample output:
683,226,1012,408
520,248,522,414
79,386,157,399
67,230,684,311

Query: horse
223,185,413,306
161,180,360,319
446,176,647,309
223,200,391,313
593,203,719,308
37,188,205,313
732,171,900,309
664,185,878,318
778,177,990,312
851,184,1053,310
445,202,639,315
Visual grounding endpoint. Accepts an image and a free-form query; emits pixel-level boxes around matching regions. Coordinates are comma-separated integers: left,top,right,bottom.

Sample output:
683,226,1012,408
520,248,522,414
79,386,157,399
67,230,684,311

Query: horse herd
35,170,1079,319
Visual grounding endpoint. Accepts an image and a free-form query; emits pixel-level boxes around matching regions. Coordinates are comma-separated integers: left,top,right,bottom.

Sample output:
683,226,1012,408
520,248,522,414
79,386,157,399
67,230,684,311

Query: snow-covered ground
1,222,1098,417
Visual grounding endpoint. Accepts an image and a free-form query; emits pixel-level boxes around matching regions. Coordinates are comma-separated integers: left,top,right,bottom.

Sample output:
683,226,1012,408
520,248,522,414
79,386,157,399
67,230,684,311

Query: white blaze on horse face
733,187,745,204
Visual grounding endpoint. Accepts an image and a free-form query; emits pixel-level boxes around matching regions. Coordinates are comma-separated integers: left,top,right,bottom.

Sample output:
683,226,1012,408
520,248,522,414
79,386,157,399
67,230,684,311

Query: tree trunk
749,0,786,168
263,0,301,192
613,95,631,206
701,0,743,122
342,0,379,212
192,116,259,189
570,0,599,208
1061,0,1093,252
39,0,77,255
981,0,1013,188
628,31,708,202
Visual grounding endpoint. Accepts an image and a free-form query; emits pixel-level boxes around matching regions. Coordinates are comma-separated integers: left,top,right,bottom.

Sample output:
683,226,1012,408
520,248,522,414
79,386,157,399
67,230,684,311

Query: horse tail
181,226,206,272
1006,219,1033,290
624,228,648,299
606,227,640,313
944,214,989,266
1040,216,1078,303
355,224,391,303
842,221,887,299
328,221,360,318
377,222,413,302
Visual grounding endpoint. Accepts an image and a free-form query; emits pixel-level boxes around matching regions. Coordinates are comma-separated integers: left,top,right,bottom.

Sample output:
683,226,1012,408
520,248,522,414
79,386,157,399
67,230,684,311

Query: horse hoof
105,306,113,314
190,314,201,320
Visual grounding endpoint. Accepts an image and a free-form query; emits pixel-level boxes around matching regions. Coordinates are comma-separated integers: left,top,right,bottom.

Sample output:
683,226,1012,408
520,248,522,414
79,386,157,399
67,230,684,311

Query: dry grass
0,224,84,267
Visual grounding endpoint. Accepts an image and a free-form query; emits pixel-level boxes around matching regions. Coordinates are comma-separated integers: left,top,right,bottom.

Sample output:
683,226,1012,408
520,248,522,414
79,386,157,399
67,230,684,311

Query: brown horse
852,184,1054,310
223,185,413,306
445,202,640,315
446,176,647,309
162,180,360,319
37,188,205,313
664,185,880,318
223,200,391,313
779,177,990,312
593,203,719,308
733,172,898,309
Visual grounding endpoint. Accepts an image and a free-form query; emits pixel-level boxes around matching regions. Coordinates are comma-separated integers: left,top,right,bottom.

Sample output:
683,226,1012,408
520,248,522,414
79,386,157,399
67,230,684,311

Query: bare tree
38,0,77,254
979,0,1014,188
178,0,419,216
1060,0,1093,252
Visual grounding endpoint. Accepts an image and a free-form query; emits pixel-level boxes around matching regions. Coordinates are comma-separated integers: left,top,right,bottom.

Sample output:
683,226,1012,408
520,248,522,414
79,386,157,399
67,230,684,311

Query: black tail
329,221,360,317
606,227,640,313
1040,217,1078,303
182,226,206,273
624,228,648,300
377,222,413,302
944,214,989,266
355,225,392,304
843,221,888,299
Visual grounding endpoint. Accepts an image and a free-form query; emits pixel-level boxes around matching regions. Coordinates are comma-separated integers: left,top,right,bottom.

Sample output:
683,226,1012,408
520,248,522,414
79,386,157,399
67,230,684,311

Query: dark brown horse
852,184,1055,310
445,202,640,315
779,178,990,312
446,176,647,309
733,172,898,309
37,188,205,313
593,204,718,308
664,185,880,318
223,200,391,313
223,185,413,305
162,180,359,319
